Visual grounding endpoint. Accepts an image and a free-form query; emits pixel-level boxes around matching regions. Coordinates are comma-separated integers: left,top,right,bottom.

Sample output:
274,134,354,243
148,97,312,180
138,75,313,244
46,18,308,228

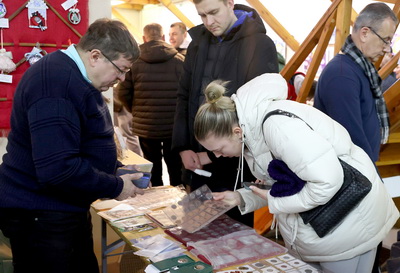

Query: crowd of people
0,1,399,273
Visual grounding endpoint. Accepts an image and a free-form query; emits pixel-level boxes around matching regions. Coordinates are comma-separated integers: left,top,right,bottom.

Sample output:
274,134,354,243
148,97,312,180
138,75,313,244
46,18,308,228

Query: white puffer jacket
232,73,399,262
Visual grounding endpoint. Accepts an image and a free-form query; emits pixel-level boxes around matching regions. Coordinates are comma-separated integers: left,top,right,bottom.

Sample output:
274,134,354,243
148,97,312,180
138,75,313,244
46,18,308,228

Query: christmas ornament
24,45,45,66
0,49,15,73
26,0,48,31
68,5,81,25
0,0,6,18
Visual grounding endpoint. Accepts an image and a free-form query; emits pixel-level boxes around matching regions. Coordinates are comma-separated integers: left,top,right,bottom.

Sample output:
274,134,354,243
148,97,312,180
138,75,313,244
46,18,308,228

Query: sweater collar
62,44,92,84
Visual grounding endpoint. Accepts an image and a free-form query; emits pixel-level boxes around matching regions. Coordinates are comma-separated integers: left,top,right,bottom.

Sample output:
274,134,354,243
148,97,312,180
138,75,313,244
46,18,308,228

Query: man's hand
116,173,145,201
197,151,212,165
180,150,201,171
212,191,241,206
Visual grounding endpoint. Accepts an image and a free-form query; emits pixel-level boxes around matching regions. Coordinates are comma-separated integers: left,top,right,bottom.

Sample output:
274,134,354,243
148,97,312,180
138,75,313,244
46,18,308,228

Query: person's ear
88,49,102,67
233,126,242,140
227,0,235,9
360,26,370,43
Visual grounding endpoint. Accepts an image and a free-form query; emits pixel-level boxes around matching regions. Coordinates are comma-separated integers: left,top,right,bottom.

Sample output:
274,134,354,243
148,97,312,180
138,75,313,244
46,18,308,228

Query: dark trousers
0,209,99,273
139,137,183,187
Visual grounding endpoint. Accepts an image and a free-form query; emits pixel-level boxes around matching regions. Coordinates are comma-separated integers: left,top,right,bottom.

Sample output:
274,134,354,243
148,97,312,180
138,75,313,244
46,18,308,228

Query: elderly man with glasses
0,18,144,273
315,2,397,162
314,3,398,273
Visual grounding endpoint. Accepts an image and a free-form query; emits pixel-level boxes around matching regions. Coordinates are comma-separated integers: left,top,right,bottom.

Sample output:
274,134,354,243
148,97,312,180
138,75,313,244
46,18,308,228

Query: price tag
61,0,78,10
0,74,12,84
0,18,9,28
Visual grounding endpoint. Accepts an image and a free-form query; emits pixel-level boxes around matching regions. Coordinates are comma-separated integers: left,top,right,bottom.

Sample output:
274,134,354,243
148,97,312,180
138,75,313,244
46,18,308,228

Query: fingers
123,164,139,171
212,192,225,200
134,187,145,195
254,179,266,184
180,150,201,170
121,173,143,181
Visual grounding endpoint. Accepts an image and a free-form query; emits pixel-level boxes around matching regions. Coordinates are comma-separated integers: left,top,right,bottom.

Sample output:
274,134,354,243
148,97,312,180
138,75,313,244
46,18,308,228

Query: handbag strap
262,109,313,130
262,109,314,160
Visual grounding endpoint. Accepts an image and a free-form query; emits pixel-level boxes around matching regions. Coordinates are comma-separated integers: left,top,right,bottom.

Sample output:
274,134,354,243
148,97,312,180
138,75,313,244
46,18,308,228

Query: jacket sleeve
115,70,134,113
263,113,344,215
237,188,268,214
172,48,193,152
245,33,279,81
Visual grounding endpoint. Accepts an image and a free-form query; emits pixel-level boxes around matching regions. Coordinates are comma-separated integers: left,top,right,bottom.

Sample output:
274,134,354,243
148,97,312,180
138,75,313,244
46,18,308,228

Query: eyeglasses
365,26,391,46
100,51,130,76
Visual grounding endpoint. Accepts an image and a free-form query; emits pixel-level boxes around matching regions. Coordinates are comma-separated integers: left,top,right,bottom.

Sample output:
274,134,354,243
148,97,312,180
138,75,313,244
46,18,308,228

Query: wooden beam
112,7,144,44
280,0,342,81
384,80,400,132
158,0,195,28
296,11,337,103
330,0,358,25
127,0,159,5
245,0,299,51
334,0,352,54
113,3,144,10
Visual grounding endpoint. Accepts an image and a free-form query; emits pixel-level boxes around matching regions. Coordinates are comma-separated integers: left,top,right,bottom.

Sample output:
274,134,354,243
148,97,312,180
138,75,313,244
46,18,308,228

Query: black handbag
262,109,372,238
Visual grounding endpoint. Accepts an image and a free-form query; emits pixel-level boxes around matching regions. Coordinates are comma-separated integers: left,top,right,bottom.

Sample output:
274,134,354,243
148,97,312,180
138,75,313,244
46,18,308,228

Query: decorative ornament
26,0,48,31
68,5,81,25
0,49,15,73
0,0,6,18
0,26,14,73
24,43,46,66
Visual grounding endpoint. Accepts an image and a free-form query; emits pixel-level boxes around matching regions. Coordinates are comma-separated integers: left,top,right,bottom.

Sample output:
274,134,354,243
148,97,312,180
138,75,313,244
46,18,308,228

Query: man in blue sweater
0,18,143,273
314,3,398,273
314,3,397,162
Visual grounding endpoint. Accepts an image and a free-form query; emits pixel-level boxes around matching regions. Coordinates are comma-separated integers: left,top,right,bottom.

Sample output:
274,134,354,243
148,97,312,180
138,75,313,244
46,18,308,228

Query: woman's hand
249,186,269,201
254,179,267,184
212,191,242,206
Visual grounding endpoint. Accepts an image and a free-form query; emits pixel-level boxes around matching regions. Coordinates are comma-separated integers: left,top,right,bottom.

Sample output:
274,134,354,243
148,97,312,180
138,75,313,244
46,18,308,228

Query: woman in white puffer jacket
193,73,399,273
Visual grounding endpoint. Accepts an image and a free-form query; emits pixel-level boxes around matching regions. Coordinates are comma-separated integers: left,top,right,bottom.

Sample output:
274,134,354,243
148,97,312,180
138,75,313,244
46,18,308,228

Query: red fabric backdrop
0,0,88,133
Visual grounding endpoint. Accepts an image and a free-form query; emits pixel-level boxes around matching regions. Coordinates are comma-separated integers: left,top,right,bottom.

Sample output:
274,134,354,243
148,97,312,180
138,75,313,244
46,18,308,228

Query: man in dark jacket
116,23,185,187
172,0,278,226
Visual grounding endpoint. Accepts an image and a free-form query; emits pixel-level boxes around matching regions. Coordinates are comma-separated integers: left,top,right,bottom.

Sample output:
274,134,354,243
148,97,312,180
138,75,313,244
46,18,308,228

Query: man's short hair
77,18,140,63
170,22,187,34
353,2,398,33
143,23,164,41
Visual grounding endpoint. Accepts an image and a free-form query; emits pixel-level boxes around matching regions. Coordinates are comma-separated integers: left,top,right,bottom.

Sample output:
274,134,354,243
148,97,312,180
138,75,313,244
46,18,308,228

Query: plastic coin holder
163,184,237,233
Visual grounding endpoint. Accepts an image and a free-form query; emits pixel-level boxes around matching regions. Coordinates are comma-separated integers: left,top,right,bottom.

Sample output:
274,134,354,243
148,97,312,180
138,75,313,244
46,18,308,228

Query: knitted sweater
314,54,381,162
0,51,123,212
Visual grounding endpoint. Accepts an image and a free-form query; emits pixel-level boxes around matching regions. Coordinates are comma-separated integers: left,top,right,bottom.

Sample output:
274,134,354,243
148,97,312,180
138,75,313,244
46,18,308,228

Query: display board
0,0,88,135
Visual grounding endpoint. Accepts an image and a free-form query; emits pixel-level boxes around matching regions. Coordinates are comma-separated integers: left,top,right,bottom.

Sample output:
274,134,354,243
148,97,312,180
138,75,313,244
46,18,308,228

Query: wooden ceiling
112,0,400,176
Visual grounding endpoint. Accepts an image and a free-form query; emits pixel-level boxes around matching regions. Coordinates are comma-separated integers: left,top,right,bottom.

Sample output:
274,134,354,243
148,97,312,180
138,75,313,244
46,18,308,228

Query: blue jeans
0,209,99,273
